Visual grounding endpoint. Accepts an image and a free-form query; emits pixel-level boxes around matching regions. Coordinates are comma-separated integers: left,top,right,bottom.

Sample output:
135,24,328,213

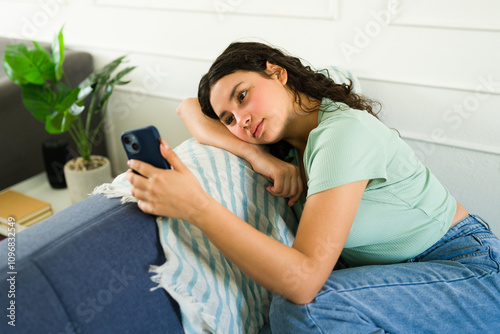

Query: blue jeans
262,215,500,333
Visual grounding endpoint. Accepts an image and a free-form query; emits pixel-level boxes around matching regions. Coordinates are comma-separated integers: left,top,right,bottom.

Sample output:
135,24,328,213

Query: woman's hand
247,147,304,207
126,139,211,221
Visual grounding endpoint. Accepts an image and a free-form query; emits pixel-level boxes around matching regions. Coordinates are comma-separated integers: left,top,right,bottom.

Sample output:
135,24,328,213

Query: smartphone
121,125,171,174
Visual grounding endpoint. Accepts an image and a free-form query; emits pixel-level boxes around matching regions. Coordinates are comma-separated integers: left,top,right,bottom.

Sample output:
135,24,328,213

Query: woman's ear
265,61,288,85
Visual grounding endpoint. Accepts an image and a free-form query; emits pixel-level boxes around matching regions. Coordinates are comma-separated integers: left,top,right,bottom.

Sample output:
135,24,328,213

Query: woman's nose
236,113,251,128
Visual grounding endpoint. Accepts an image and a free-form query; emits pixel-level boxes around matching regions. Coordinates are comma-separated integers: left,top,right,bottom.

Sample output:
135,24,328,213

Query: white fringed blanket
94,138,300,333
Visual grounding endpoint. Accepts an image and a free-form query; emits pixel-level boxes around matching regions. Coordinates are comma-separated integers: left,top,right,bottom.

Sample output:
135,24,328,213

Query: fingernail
162,139,170,150
127,160,131,166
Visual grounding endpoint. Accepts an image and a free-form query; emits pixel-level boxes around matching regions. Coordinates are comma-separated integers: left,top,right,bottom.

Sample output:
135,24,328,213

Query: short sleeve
304,115,388,197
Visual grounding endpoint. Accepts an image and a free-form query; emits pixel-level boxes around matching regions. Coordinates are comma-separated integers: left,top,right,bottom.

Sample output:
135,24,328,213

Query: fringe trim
149,265,217,334
92,173,215,333
91,183,137,204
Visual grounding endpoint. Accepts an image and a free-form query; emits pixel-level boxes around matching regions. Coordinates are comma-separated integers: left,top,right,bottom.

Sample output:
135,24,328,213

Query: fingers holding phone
121,125,170,176
122,126,210,220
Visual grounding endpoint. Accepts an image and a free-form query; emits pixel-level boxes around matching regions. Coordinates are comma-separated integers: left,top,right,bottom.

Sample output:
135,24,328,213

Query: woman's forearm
190,193,323,304
177,97,263,164
188,180,364,305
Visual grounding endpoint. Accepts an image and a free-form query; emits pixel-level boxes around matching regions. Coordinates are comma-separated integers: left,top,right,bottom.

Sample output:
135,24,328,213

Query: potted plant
2,27,135,203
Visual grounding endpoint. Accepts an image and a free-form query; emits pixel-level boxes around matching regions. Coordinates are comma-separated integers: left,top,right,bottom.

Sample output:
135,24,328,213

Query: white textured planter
64,155,112,204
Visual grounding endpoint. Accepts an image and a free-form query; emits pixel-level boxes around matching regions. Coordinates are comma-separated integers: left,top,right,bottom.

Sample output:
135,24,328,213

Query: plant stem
63,72,71,87
75,117,90,160
89,101,108,149
85,89,99,145
68,126,80,157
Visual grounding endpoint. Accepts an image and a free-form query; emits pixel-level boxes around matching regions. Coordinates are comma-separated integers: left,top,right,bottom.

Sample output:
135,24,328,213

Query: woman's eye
237,90,247,102
225,115,235,125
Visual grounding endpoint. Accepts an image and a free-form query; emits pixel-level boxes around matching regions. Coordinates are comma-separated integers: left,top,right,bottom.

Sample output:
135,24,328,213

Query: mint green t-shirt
303,99,457,266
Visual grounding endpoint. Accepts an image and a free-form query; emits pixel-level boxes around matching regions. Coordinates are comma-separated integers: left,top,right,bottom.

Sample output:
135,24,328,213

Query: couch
0,193,184,333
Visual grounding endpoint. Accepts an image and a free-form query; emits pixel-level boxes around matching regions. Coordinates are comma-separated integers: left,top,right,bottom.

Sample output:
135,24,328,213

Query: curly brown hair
197,42,380,159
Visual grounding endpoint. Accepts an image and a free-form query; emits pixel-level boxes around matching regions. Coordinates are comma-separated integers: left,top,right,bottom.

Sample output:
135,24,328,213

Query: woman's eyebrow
229,81,244,101
216,81,244,120
219,110,228,120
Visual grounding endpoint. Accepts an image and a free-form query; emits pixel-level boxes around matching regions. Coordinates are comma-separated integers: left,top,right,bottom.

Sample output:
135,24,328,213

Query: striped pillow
149,139,299,333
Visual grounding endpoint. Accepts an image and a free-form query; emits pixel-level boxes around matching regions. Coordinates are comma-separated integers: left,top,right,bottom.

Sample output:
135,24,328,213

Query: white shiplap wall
0,0,498,232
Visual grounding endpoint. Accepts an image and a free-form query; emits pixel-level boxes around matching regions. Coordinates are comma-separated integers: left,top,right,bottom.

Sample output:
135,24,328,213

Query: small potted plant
2,27,135,203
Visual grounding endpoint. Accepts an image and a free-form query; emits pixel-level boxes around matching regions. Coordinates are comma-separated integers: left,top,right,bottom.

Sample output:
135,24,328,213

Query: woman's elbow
176,97,200,117
288,294,315,305
176,98,190,117
284,283,321,305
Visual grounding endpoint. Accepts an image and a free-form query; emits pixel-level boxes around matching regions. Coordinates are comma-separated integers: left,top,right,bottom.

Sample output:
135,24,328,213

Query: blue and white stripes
150,139,299,334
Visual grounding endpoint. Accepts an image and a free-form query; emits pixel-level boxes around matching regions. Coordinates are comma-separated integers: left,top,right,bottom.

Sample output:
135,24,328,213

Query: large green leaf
96,84,113,111
111,65,135,84
3,43,55,85
51,27,65,81
21,82,80,123
69,103,85,115
77,56,134,112
45,109,76,134
31,42,56,81
21,83,56,121
95,64,136,111
33,41,51,60
92,56,126,89
98,56,126,77
3,44,43,84
54,85,81,115
2,57,27,85
76,77,94,105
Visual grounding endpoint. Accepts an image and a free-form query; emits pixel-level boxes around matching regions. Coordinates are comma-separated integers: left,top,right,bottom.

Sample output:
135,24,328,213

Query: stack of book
0,189,53,238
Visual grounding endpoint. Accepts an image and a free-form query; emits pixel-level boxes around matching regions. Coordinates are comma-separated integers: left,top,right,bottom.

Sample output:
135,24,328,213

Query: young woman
126,42,500,333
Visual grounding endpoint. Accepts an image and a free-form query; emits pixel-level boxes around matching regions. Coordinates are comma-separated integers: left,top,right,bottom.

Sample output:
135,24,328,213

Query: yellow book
0,221,26,237
0,189,52,226
22,209,54,227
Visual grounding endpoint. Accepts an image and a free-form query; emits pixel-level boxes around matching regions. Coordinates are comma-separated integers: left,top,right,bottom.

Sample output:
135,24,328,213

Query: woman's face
209,64,293,145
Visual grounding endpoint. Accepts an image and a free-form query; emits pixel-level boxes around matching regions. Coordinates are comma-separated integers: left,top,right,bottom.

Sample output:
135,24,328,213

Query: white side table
8,172,72,214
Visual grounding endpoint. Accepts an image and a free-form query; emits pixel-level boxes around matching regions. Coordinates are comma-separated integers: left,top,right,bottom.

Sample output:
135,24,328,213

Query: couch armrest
0,194,184,333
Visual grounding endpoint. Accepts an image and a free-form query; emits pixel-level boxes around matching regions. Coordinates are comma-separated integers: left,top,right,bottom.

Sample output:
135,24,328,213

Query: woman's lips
252,120,264,138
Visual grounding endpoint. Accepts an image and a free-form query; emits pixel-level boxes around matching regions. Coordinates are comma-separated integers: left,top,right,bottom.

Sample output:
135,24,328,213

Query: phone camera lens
124,136,131,144
132,143,139,151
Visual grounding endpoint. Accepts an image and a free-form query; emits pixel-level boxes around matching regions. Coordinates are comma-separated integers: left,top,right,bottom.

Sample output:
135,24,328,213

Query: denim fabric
264,215,500,333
